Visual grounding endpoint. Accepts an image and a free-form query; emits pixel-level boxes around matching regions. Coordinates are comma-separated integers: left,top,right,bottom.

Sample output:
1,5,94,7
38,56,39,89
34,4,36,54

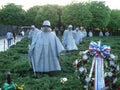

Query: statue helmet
31,25,35,29
43,20,51,27
68,25,73,28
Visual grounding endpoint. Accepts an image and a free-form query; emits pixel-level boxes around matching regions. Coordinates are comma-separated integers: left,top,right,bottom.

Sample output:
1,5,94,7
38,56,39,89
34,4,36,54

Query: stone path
0,36,22,52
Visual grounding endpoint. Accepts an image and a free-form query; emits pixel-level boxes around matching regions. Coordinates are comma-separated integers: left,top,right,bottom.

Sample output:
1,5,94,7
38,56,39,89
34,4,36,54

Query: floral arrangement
73,40,120,90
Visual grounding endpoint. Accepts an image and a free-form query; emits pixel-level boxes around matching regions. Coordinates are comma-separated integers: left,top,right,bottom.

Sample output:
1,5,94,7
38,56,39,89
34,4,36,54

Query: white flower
117,65,120,71
79,51,84,55
91,78,95,81
60,77,68,83
79,67,85,73
105,62,108,68
113,78,117,84
82,54,88,60
108,72,113,77
74,59,79,65
84,85,88,89
110,54,116,60
104,72,108,77
110,54,118,60
85,77,90,83
109,61,116,67
73,59,79,66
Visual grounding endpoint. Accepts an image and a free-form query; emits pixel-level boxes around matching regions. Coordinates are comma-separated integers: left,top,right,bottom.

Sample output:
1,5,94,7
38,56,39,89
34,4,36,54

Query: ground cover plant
0,36,120,90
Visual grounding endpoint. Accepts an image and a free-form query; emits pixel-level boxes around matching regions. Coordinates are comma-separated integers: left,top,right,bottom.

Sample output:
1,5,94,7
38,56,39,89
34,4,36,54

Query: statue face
68,27,72,30
43,27,50,32
32,28,35,31
76,28,79,31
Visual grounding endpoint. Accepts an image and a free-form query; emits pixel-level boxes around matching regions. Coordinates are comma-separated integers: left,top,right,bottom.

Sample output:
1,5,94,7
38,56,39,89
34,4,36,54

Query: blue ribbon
89,41,111,58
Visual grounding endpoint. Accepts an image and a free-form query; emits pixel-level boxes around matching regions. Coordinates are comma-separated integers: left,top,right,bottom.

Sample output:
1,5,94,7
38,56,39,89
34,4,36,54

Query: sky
0,0,120,10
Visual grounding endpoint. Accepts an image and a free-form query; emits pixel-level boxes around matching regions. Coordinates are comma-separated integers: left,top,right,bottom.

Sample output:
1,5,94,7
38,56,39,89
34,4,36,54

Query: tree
62,2,93,28
25,6,40,25
107,10,120,30
35,5,60,28
0,3,26,25
89,1,111,29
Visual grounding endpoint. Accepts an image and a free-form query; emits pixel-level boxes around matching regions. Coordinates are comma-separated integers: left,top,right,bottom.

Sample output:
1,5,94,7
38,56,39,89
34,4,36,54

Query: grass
0,36,120,90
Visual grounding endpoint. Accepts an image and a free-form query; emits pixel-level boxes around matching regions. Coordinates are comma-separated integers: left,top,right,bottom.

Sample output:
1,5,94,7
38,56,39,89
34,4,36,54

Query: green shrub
0,36,120,89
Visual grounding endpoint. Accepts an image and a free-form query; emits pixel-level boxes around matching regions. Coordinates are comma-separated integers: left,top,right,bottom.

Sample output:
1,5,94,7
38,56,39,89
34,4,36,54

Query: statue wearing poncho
73,28,83,45
28,25,41,45
28,20,64,75
62,25,78,51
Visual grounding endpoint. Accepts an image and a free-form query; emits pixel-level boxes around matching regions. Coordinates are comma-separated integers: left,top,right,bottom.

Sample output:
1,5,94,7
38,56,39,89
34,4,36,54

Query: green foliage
0,1,120,31
25,6,41,26
62,3,92,27
0,3,26,25
107,9,120,30
10,38,29,54
89,1,111,28
0,36,120,89
35,5,60,27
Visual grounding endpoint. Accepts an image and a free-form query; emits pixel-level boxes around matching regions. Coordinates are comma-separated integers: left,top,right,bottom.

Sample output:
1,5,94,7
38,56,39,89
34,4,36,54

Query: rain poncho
88,31,93,37
73,29,82,45
62,29,78,51
99,31,103,36
28,30,64,73
82,29,87,38
28,28,41,44
105,31,109,36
